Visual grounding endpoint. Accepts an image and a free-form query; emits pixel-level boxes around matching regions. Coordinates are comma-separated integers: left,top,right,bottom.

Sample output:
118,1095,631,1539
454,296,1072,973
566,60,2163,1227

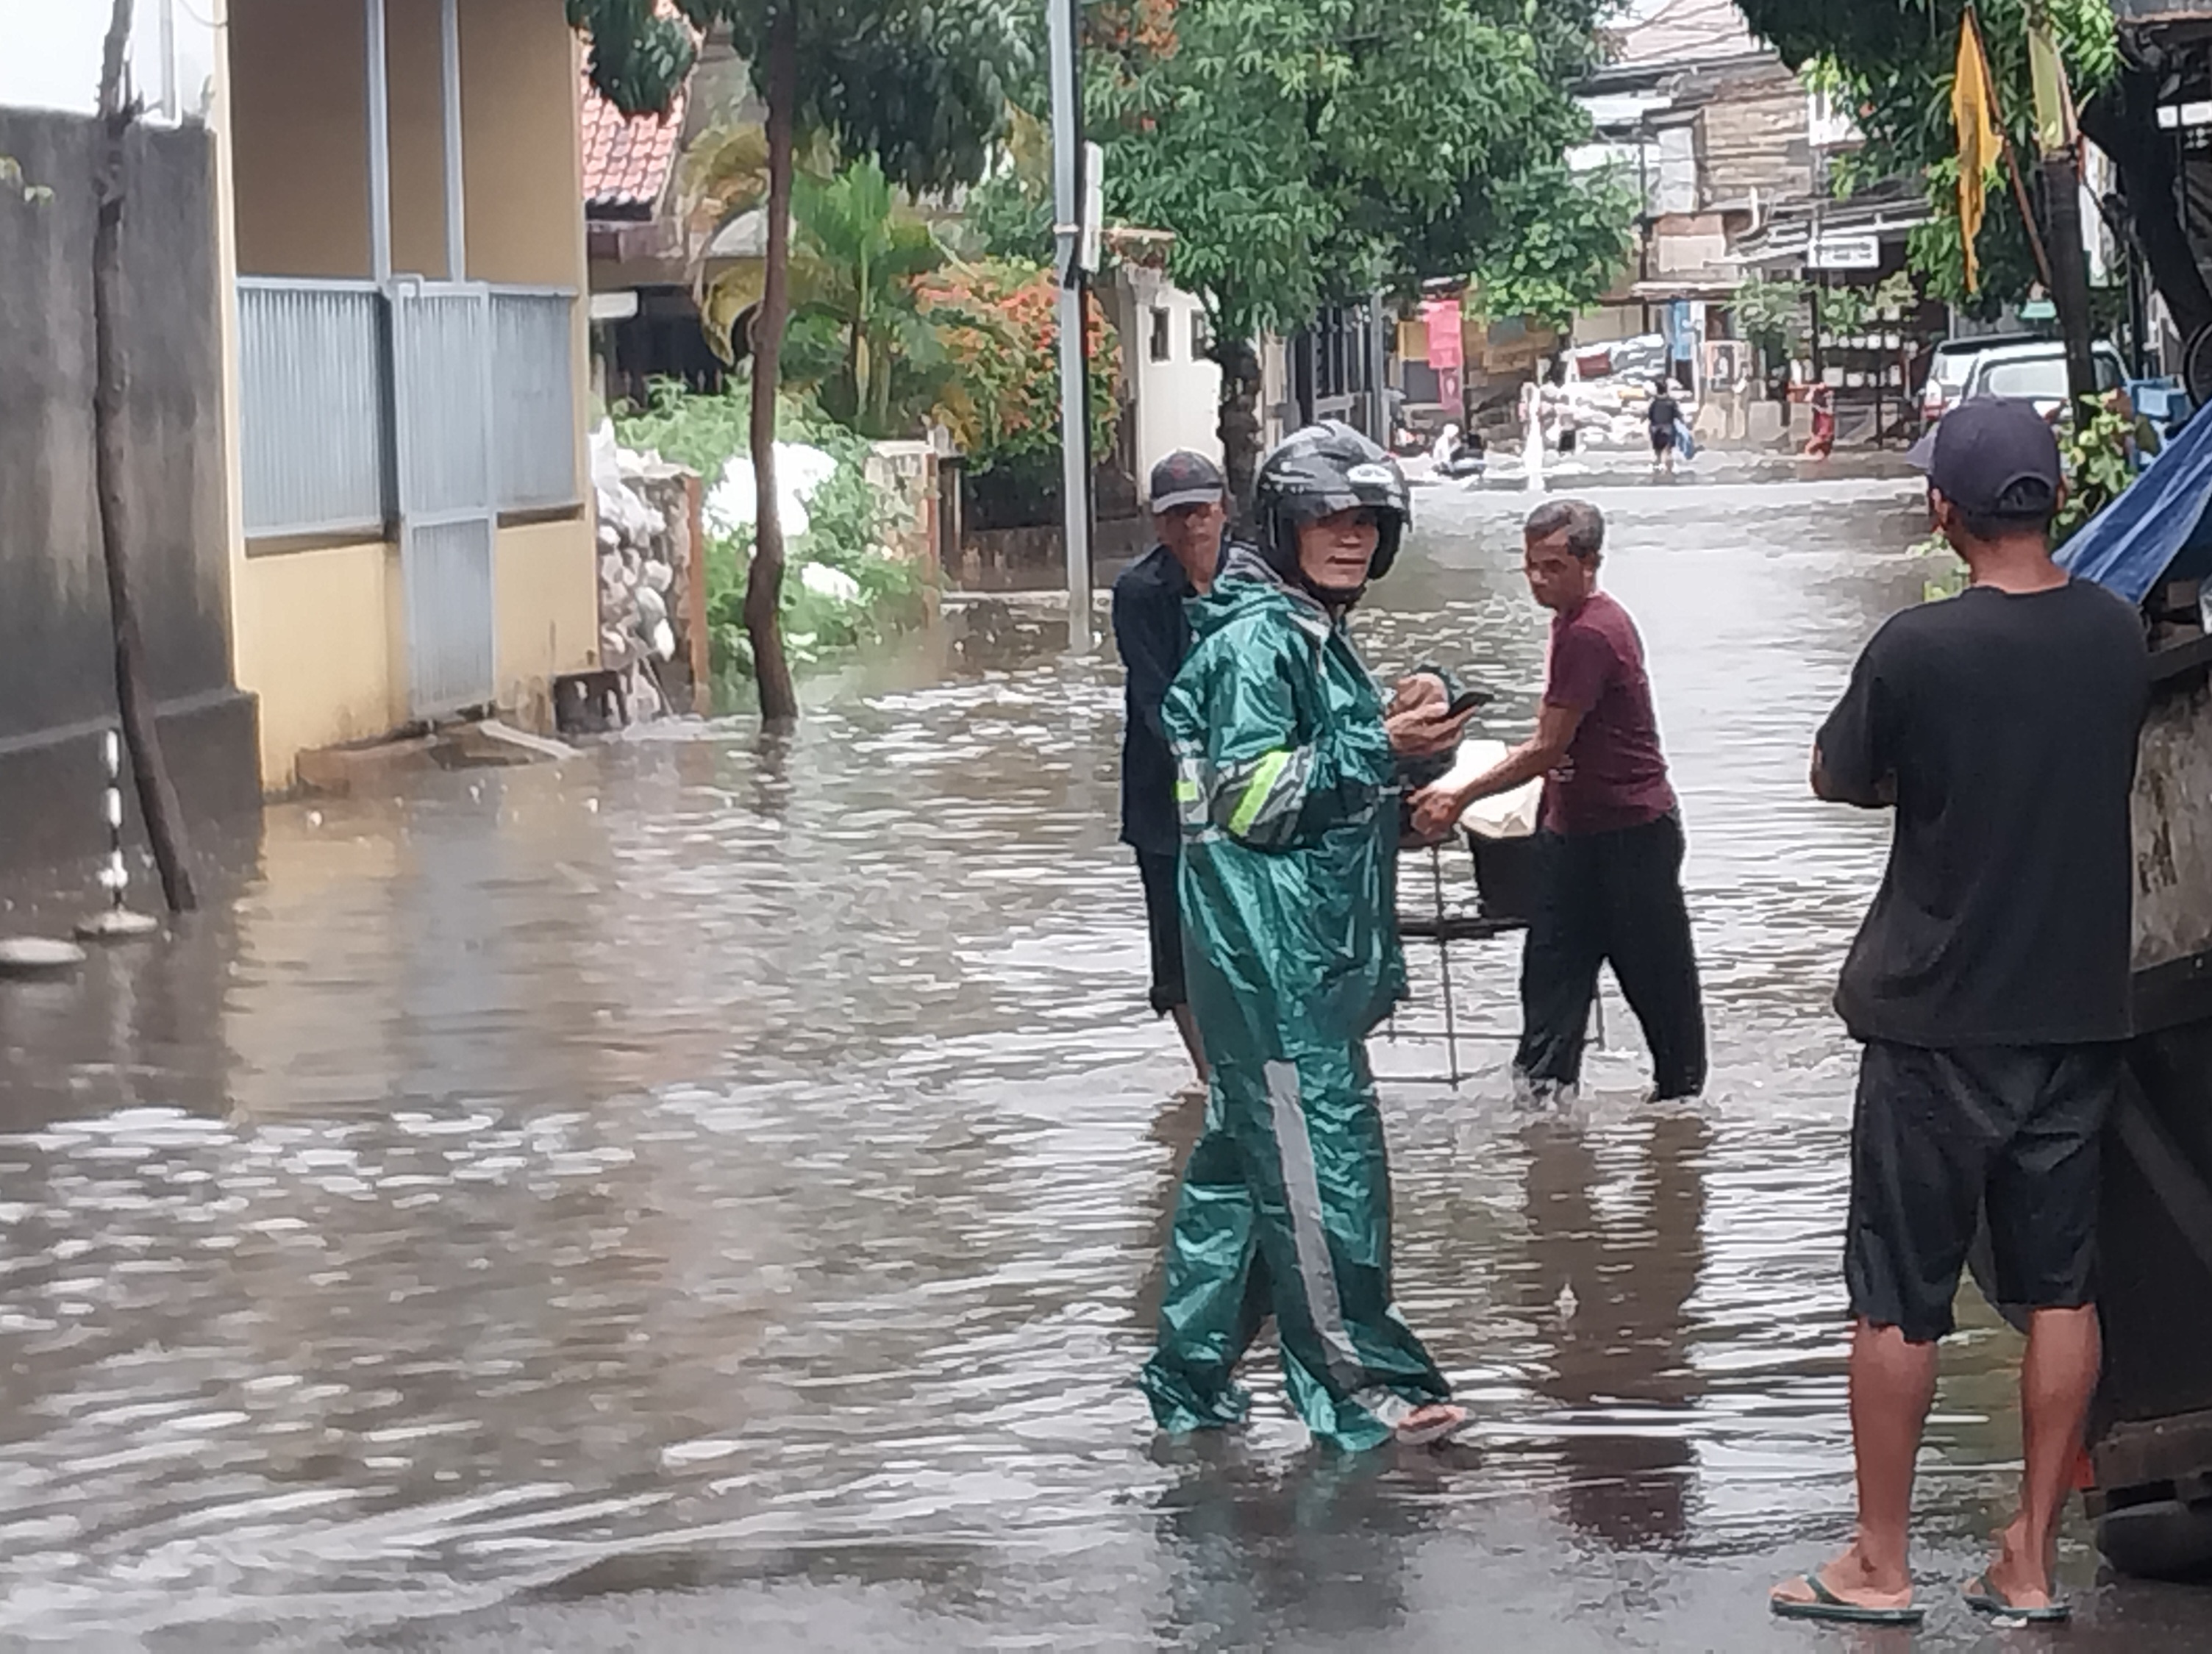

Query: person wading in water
1138,422,1475,1452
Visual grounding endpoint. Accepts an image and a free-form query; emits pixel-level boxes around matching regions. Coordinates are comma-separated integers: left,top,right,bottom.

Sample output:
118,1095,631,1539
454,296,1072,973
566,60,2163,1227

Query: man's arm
1409,702,1582,838
1812,631,1899,810
1810,743,1894,806
1112,578,1181,741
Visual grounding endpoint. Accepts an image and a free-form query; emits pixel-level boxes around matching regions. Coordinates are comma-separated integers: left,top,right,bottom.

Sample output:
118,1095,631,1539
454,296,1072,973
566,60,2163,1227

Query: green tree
783,157,950,437
1091,0,1630,499
1734,0,2211,336
568,0,1030,721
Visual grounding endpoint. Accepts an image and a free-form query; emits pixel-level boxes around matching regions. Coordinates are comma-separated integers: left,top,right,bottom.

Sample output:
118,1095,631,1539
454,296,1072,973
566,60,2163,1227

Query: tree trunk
743,1,800,724
2083,71,2212,343
94,0,196,913
1214,337,1263,519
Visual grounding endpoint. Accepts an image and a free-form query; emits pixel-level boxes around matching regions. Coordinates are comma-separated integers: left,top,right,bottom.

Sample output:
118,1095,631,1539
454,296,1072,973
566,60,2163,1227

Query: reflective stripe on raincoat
1138,547,1450,1450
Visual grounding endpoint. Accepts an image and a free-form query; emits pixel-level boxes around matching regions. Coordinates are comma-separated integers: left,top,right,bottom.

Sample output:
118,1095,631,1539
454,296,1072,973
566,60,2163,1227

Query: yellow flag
1952,11,2004,295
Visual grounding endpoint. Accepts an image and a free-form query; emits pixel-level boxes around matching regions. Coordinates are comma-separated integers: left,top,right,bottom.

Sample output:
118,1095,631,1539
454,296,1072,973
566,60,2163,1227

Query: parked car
1922,335,2128,424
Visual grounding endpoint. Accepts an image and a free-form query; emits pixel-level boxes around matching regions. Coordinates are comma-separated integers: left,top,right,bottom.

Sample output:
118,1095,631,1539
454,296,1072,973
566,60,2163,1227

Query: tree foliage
570,0,1030,716
783,158,950,436
571,0,1033,192
1096,0,1624,343
1734,0,2209,332
1087,0,1629,482
916,260,1117,467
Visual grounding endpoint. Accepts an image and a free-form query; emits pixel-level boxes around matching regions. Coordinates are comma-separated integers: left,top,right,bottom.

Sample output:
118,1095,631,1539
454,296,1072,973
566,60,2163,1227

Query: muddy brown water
1,474,2205,1649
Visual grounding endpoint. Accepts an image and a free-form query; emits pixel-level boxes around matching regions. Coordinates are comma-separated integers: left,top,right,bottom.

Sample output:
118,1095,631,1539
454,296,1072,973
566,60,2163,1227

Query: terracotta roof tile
580,68,688,214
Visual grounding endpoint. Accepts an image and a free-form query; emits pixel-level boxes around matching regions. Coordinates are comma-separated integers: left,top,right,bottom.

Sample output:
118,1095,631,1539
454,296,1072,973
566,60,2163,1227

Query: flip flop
1769,1573,1925,1627
1963,1573,2072,1624
1393,1404,1472,1447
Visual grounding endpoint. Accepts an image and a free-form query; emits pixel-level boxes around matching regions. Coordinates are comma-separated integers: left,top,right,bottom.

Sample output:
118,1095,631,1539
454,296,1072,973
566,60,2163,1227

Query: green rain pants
1138,1045,1452,1452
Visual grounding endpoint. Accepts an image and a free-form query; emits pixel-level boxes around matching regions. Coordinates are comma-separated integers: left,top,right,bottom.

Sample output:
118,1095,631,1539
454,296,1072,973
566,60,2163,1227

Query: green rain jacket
1163,547,1408,1058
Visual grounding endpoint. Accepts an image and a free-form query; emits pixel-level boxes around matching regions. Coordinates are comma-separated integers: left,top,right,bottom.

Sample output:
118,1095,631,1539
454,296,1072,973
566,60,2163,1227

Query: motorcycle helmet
1252,421,1411,600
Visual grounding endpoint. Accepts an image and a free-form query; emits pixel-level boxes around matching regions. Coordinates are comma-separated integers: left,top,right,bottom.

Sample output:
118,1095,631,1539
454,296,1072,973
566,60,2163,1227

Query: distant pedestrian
1771,398,2149,1628
1112,452,1229,1091
1803,382,1836,459
1647,379,1682,475
1412,498,1705,1101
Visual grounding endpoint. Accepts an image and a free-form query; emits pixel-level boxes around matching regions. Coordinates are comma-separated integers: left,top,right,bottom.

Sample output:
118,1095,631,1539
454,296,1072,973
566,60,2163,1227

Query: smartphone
1446,688,1491,718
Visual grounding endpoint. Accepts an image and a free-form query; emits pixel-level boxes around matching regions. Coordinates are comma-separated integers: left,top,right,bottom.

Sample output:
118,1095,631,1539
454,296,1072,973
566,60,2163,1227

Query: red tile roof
580,69,688,215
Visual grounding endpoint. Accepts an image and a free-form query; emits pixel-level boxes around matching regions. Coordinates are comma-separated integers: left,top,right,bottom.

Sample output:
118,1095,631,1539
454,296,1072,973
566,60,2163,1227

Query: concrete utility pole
1047,0,1094,653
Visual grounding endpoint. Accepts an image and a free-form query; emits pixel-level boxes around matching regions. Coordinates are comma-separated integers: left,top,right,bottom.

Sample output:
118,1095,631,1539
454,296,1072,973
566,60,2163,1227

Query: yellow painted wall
495,519,598,731
385,0,453,279
232,540,405,789
229,0,370,277
459,0,588,288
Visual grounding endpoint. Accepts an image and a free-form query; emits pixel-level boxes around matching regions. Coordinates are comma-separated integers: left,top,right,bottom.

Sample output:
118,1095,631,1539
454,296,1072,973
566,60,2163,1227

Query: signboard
1810,233,1883,271
1423,298,1464,371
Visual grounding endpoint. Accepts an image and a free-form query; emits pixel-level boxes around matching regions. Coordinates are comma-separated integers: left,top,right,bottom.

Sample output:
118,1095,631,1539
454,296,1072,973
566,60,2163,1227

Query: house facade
226,0,596,791
1,0,598,854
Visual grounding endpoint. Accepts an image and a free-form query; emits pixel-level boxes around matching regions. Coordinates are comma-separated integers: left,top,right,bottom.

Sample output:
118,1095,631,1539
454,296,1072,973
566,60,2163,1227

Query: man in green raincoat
1138,423,1474,1452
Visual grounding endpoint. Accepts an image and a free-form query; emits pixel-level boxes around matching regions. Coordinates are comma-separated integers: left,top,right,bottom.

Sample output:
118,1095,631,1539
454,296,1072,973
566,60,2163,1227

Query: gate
389,279,499,717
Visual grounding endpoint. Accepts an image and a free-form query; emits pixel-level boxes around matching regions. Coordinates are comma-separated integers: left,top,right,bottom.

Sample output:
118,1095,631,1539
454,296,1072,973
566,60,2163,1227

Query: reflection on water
0,477,2180,1647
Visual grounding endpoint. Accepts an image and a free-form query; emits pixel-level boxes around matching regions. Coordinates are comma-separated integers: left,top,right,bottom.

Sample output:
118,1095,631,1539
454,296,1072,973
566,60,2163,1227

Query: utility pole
1046,0,1094,654
2027,0,2097,416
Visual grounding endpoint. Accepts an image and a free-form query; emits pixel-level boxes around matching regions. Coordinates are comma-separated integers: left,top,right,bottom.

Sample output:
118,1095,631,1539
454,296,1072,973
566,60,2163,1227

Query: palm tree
784,157,948,438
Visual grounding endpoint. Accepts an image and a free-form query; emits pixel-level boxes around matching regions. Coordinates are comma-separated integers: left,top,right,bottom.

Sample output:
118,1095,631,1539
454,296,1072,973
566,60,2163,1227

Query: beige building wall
234,543,406,785
223,0,595,794
229,0,371,277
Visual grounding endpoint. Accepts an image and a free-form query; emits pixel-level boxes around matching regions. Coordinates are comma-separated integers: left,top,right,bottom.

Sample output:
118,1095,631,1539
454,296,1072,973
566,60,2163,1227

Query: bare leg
1169,1004,1208,1085
1772,1318,1937,1611
1980,1305,2099,1608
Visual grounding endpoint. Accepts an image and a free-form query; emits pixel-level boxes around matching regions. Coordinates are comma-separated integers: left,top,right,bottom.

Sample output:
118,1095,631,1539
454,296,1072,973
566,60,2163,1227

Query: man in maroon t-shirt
1412,498,1706,1098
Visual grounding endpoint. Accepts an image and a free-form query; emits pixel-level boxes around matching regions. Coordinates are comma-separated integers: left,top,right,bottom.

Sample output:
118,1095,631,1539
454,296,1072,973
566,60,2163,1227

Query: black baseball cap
1150,450,1226,513
1905,396,2062,520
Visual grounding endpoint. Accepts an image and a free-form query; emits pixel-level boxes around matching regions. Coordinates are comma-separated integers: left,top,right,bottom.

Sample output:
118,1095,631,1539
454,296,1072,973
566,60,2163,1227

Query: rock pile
590,424,699,723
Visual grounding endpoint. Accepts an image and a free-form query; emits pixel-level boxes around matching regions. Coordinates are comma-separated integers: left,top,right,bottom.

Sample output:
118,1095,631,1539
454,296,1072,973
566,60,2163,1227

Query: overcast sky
0,0,222,124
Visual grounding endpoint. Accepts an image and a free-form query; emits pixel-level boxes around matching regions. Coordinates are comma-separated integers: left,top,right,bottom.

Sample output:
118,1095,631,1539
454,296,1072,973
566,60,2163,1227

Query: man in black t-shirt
1772,398,2149,1629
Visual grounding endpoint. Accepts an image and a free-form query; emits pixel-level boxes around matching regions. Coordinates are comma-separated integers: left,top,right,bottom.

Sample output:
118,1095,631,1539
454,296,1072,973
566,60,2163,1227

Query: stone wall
0,108,258,874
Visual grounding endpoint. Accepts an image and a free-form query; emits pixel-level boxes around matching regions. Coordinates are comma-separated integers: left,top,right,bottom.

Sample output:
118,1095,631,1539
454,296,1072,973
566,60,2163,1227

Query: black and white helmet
1252,421,1411,593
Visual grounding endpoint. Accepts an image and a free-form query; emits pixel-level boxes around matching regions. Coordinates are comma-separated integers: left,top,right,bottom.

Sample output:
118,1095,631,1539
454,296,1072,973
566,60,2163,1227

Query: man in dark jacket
1112,452,1228,1089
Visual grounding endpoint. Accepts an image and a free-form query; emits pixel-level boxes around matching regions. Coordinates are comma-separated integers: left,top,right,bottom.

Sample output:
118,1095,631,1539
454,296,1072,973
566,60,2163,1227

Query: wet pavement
3,474,2208,1650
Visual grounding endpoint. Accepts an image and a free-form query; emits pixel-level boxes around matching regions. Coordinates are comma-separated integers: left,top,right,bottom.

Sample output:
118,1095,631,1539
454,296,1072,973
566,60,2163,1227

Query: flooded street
2,475,2205,1650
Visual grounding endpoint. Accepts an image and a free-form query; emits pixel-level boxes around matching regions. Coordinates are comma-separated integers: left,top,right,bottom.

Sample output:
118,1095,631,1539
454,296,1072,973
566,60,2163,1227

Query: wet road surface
3,474,2207,1650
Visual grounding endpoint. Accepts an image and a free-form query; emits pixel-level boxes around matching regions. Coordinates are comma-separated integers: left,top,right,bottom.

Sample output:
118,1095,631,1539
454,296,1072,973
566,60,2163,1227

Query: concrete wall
0,107,259,871
2133,675,2212,973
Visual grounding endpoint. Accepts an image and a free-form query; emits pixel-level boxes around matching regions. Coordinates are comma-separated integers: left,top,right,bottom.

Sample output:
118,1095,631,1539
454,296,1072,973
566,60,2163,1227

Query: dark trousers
1516,811,1707,1099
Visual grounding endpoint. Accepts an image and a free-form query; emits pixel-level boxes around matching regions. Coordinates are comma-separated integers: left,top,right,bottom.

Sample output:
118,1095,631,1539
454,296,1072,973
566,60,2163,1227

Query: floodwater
1,475,2205,1650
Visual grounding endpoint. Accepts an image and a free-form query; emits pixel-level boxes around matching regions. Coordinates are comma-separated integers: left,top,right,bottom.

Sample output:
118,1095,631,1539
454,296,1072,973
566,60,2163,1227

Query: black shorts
1649,426,1675,455
1846,1041,2120,1343
1135,849,1187,1015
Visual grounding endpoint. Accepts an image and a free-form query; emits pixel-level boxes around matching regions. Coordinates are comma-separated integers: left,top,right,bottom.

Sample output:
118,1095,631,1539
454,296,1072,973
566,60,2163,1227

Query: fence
236,279,388,539
236,279,578,540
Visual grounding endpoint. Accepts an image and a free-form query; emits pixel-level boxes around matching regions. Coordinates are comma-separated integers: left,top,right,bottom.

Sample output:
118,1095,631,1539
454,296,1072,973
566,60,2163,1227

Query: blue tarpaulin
2060,403,2212,602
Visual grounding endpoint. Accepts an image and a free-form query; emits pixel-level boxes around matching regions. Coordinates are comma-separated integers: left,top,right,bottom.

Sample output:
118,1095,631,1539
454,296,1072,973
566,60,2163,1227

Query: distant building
1569,0,1933,423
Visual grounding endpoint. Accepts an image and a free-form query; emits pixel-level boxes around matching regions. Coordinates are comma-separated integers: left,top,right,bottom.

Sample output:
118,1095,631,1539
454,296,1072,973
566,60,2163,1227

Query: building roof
580,69,688,216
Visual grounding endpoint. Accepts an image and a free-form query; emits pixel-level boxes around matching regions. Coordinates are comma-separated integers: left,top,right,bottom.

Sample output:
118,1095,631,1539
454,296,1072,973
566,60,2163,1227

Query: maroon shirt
1541,590,1676,835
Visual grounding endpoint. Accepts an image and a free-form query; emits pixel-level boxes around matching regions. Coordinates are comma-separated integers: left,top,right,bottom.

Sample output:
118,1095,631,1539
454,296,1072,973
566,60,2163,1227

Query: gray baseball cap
1149,450,1227,512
